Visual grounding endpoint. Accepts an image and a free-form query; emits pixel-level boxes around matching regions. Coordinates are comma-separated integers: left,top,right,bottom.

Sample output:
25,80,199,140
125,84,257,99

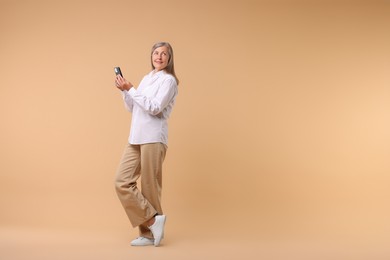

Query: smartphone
114,67,123,77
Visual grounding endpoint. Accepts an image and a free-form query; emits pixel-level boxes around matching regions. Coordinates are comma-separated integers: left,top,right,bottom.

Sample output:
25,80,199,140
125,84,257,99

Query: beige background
1,0,390,259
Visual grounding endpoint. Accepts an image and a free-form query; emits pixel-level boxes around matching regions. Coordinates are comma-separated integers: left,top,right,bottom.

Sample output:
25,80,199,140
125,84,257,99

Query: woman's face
152,46,169,71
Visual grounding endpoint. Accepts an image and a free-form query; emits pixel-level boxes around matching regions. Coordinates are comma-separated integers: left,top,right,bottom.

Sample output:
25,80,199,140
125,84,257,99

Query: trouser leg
138,143,167,238
115,143,158,231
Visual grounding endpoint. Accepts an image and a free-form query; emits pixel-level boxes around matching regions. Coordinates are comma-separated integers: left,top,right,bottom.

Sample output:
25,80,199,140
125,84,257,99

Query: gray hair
151,42,179,85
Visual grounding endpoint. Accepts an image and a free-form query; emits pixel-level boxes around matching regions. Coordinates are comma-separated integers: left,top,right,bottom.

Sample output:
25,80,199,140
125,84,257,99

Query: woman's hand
115,75,133,91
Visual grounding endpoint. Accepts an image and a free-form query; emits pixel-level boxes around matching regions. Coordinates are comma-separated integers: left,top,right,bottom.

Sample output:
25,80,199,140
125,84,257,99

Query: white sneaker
130,237,154,246
149,215,166,246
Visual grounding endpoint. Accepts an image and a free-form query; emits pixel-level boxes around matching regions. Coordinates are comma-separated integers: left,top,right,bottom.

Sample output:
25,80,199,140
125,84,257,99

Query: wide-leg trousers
115,142,167,239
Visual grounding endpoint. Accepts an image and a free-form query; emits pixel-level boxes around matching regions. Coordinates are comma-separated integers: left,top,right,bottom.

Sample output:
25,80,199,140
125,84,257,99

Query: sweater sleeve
128,77,177,116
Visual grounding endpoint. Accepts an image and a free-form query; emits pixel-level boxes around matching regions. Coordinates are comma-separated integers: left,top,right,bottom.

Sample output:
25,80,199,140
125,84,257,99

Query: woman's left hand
115,75,133,91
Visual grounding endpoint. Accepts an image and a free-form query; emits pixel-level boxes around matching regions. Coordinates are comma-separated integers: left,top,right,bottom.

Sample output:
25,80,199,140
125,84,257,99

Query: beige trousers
115,143,167,239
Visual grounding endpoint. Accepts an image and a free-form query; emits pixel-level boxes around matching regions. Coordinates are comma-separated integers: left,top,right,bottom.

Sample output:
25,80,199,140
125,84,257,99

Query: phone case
114,67,123,77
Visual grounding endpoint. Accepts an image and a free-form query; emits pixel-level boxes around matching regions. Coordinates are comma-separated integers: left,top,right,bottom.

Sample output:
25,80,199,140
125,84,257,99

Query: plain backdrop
1,0,390,259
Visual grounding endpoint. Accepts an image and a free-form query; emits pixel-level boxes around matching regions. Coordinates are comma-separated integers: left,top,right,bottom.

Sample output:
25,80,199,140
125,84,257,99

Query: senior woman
114,42,179,247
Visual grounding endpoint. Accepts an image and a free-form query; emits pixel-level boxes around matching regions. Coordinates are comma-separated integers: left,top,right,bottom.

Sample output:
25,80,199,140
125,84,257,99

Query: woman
114,42,179,247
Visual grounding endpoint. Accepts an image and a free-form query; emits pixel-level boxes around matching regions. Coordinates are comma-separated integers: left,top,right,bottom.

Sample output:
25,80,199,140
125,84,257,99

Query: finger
118,77,126,84
115,75,122,84
115,76,121,84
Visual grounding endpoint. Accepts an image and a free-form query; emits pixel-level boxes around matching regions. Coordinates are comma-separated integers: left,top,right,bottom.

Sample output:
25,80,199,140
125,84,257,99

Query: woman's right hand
115,75,133,91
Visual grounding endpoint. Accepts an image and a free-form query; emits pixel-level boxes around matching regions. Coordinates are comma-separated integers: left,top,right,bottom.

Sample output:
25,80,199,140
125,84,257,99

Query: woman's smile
152,46,169,71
